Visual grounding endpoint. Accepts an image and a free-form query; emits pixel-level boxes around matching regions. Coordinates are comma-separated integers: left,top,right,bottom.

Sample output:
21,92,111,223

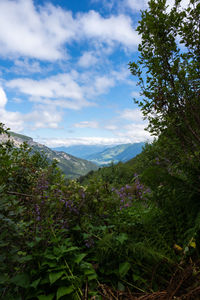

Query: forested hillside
0,131,98,178
1,0,200,299
83,143,145,165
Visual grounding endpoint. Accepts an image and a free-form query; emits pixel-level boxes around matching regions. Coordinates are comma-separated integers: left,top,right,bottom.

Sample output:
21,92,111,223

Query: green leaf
0,184,6,193
56,286,74,299
84,269,95,275
10,273,30,288
116,233,128,244
118,281,125,291
41,260,57,268
87,274,97,281
18,255,33,263
74,253,87,264
0,274,8,284
49,271,64,284
66,246,79,252
44,254,57,260
38,294,54,300
31,277,41,289
119,262,131,278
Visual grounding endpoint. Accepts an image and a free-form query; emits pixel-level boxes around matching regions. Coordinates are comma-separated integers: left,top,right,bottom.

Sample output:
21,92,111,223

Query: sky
0,0,189,147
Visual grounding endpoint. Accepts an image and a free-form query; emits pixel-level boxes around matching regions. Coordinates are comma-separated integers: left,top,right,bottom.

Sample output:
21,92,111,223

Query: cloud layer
0,0,139,61
0,0,158,145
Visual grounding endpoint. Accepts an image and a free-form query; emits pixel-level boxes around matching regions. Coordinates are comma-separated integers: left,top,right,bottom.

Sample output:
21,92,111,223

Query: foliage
1,1,200,298
129,0,200,157
1,120,200,299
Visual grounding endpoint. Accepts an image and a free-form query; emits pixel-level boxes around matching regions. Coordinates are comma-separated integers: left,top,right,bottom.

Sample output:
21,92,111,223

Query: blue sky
0,0,188,147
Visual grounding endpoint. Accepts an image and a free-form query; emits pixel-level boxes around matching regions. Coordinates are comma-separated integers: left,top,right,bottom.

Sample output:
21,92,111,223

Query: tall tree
129,0,200,155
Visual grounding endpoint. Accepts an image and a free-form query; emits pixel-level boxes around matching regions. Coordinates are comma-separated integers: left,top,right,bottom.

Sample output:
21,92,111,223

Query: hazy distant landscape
0,131,145,177
53,142,145,165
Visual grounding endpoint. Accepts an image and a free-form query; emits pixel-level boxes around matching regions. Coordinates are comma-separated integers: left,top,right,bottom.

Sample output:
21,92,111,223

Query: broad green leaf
38,294,54,300
10,273,30,288
41,261,57,268
30,277,41,289
74,253,87,264
119,262,131,278
87,274,97,281
49,271,64,284
84,269,96,275
56,286,74,299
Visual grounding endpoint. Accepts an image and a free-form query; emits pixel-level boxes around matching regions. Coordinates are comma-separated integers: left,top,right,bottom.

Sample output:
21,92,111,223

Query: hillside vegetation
53,143,144,166
1,0,200,299
1,123,200,299
0,131,98,178
83,143,145,165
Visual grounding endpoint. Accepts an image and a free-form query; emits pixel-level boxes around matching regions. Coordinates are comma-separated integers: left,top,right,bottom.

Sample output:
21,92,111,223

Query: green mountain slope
52,145,113,159
0,132,98,178
84,142,145,165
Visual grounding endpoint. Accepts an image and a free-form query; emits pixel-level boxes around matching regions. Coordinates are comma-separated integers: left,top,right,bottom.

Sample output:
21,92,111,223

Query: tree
129,0,200,156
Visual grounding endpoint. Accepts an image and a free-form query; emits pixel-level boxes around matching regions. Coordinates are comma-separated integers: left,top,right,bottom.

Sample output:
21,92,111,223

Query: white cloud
13,59,42,74
118,123,152,142
94,76,115,94
0,87,7,108
125,0,190,12
7,73,83,100
131,91,141,98
90,0,116,10
0,87,24,131
24,106,63,130
37,136,136,147
111,68,130,81
120,108,145,123
124,0,147,12
73,121,99,129
0,0,77,60
104,124,118,131
115,108,152,142
0,0,139,61
0,0,188,63
79,10,140,49
7,66,130,109
0,109,24,132
0,87,63,131
78,51,98,68
6,73,91,110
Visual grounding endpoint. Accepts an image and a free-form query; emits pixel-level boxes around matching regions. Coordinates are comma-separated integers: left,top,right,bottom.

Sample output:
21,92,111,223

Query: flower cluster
112,174,151,210
112,185,133,210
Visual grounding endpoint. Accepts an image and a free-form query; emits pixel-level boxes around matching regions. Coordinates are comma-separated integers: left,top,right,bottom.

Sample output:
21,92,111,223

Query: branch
6,191,34,198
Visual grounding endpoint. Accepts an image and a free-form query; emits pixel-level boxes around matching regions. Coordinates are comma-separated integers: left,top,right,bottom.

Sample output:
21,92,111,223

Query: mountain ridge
84,143,145,165
54,142,145,165
0,132,98,178
52,144,113,159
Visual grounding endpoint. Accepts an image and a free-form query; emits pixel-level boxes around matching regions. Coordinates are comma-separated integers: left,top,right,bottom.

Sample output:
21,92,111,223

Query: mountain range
0,132,98,178
53,142,145,165
52,145,113,159
0,131,145,176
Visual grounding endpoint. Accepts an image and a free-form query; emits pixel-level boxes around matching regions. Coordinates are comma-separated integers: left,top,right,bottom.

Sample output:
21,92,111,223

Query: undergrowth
1,123,200,299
